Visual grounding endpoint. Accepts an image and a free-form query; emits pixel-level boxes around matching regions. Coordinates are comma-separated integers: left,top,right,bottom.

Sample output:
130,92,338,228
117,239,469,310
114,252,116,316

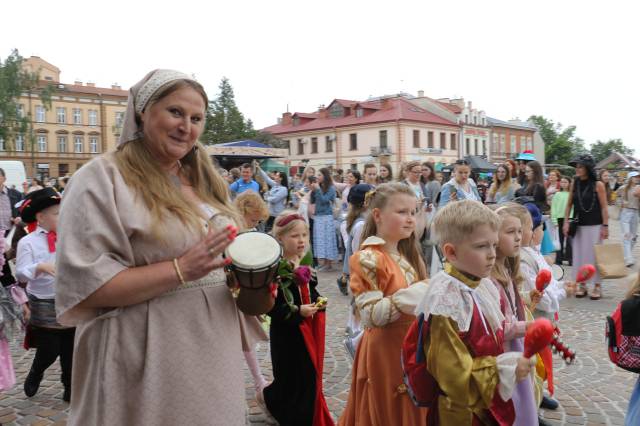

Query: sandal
575,283,588,298
590,284,602,300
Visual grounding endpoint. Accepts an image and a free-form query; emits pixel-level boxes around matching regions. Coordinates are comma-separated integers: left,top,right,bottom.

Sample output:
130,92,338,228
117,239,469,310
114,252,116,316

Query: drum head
225,231,282,270
551,264,564,281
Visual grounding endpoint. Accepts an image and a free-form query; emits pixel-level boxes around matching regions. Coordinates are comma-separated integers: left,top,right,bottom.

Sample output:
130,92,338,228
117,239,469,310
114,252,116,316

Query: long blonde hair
360,183,427,280
628,272,640,298
489,164,513,197
114,80,240,237
490,203,526,290
234,190,269,230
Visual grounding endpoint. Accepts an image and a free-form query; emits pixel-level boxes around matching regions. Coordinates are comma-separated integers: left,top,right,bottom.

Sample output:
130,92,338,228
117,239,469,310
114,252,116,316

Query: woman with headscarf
563,154,609,300
55,70,249,425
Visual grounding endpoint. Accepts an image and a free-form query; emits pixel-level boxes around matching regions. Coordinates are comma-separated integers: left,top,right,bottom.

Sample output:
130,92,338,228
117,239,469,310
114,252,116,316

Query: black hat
18,187,61,223
348,183,375,206
568,154,596,169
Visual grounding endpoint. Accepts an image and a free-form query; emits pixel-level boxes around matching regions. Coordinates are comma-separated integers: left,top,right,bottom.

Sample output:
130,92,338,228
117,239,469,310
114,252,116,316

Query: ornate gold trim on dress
361,236,386,247
165,270,226,294
389,252,417,285
358,249,379,290
444,263,481,289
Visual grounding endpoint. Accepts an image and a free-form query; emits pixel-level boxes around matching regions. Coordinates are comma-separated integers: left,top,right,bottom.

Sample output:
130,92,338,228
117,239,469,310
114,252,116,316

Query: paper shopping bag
594,243,628,279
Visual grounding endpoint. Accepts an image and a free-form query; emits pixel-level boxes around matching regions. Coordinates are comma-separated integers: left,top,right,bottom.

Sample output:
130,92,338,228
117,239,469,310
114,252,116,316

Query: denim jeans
620,208,639,264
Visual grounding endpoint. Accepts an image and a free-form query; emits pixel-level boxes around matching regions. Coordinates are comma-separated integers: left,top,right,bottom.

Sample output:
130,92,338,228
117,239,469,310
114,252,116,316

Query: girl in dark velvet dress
258,212,334,426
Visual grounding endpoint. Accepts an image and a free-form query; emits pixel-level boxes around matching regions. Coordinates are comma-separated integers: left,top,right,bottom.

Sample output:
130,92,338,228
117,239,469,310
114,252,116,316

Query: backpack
401,313,440,407
606,295,640,373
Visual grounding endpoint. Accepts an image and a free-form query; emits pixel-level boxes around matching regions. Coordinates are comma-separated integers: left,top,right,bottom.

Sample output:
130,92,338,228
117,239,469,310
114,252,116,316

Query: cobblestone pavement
2,217,639,425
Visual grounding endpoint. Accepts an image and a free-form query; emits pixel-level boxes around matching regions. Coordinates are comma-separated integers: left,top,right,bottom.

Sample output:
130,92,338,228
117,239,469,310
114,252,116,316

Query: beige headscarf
118,69,195,146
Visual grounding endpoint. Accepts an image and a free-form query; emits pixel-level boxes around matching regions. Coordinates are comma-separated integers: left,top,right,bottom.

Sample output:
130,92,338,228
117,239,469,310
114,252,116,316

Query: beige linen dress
55,154,246,425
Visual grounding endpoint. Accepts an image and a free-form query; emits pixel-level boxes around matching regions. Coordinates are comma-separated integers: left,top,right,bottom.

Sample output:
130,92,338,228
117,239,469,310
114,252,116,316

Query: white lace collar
361,236,386,247
415,270,504,333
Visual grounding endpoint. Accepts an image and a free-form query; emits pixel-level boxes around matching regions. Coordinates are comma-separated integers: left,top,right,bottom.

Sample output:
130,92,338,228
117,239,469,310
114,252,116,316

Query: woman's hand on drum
300,304,319,318
178,225,237,281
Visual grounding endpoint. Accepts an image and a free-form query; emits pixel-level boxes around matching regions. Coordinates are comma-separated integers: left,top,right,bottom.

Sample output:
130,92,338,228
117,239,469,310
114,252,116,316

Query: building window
465,114,469,123
311,137,318,154
283,140,290,156
15,135,24,151
510,135,516,153
59,163,69,176
472,116,476,125
36,105,46,123
325,136,333,152
297,139,304,155
440,133,446,149
17,104,24,118
115,111,125,128
355,108,364,118
519,136,525,152
450,133,456,150
427,131,434,148
58,136,67,152
413,130,420,148
0,138,4,151
74,136,84,153
482,140,486,156
57,107,66,124
527,136,533,150
90,137,98,153
474,139,478,155
500,134,506,153
350,133,358,151
482,117,486,126
88,110,98,126
379,130,387,148
465,138,470,155
37,135,47,152
73,108,82,125
329,104,344,118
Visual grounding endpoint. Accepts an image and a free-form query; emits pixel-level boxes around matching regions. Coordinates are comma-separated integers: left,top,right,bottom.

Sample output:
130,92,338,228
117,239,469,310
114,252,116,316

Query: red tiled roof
62,83,128,98
436,101,462,113
262,98,459,135
292,112,319,118
355,101,383,110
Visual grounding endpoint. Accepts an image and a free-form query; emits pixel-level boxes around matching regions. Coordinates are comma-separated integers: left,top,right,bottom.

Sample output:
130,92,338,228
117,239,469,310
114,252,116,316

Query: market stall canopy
464,155,497,172
260,158,288,173
205,140,288,159
596,151,640,171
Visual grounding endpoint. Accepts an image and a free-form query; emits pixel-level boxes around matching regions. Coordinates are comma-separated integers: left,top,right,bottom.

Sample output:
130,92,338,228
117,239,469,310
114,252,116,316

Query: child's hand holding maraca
529,289,542,306
516,357,533,382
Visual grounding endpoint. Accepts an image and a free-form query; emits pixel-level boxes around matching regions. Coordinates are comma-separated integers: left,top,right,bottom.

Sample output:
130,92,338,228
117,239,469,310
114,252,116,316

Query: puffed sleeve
55,156,134,326
426,315,519,424
349,248,402,328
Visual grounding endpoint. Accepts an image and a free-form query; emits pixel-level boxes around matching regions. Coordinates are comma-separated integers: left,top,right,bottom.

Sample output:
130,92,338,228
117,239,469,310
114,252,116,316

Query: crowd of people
0,68,638,426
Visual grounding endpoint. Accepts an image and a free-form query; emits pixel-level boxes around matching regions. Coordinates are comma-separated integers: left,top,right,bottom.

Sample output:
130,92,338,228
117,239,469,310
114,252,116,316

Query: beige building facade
0,57,127,179
262,97,460,172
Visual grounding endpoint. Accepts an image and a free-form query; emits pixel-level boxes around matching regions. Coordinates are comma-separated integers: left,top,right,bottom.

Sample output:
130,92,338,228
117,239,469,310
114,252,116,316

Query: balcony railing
371,146,393,156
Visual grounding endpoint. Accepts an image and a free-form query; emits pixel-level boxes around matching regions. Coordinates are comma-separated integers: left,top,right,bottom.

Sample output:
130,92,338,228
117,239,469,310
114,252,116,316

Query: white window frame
88,110,97,126
115,111,125,127
500,134,506,153
73,108,82,125
58,136,67,153
16,135,25,151
36,105,46,123
37,135,47,152
510,135,516,154
17,104,24,118
90,137,99,153
57,107,66,124
74,136,84,153
0,138,4,151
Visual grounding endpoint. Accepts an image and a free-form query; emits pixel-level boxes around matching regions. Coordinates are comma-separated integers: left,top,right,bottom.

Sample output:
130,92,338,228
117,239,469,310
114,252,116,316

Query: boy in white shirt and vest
16,187,74,402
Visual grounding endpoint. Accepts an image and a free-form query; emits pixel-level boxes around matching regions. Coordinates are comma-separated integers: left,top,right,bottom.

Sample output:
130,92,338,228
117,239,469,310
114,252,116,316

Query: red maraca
524,318,555,358
535,269,552,293
576,264,596,283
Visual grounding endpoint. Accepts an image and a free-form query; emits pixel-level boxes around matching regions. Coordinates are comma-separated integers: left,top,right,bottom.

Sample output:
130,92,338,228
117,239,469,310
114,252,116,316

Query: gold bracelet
173,258,186,286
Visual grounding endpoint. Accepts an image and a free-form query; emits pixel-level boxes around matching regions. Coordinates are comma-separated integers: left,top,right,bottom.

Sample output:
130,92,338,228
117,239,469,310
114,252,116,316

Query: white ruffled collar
361,236,386,247
415,269,504,334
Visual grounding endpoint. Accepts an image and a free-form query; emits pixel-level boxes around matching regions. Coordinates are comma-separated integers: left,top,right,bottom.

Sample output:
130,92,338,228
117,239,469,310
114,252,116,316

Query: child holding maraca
415,200,533,426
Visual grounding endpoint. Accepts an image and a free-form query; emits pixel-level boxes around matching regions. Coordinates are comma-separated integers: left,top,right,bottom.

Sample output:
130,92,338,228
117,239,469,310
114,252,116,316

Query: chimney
86,82,96,87
74,80,83,86
282,112,293,125
417,90,424,98
111,83,121,90
467,101,472,110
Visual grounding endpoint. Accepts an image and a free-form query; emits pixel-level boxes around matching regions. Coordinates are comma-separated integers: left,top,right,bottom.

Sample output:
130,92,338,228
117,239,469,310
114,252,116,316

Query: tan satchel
594,243,628,279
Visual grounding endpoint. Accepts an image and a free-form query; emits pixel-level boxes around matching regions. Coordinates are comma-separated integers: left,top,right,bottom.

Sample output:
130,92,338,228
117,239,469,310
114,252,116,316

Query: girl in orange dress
339,183,429,426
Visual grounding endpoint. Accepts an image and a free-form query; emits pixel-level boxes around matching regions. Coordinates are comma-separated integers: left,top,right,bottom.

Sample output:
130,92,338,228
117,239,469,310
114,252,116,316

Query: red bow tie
47,231,57,253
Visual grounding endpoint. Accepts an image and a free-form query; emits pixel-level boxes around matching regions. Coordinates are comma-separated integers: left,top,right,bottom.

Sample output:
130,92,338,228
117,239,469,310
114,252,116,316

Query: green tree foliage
590,138,634,163
0,49,55,150
253,131,288,149
528,115,586,164
202,77,256,145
